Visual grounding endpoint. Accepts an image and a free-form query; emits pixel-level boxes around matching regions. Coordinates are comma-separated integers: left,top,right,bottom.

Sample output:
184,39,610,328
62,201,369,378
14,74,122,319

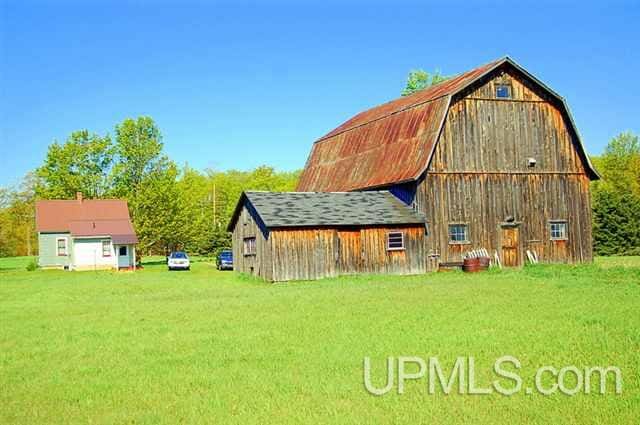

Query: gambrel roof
297,56,599,192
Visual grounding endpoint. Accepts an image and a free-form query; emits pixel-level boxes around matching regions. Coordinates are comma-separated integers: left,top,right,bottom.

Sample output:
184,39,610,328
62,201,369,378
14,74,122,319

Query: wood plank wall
267,225,426,281
416,70,593,265
359,227,426,276
231,206,273,281
418,173,592,264
270,229,338,281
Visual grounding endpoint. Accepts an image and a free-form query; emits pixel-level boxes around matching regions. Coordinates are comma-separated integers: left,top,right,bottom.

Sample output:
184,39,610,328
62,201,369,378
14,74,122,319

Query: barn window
496,84,511,99
550,220,568,240
102,240,111,257
119,246,127,256
243,237,256,255
448,224,469,244
387,231,405,251
56,238,68,256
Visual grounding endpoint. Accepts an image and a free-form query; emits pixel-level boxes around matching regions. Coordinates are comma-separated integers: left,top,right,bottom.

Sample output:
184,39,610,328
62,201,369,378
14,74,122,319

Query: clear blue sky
1,0,638,187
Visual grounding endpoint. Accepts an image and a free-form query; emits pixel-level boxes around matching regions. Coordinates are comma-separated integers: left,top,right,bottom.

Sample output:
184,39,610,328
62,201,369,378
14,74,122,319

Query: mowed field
1,256,639,424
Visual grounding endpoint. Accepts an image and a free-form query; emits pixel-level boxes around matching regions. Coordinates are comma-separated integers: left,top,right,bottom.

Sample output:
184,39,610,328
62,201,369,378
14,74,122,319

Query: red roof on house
297,57,598,192
36,197,138,243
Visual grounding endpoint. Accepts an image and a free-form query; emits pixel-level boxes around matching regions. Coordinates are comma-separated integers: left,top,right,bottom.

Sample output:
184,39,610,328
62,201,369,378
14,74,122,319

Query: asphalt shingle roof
36,199,138,243
242,191,426,228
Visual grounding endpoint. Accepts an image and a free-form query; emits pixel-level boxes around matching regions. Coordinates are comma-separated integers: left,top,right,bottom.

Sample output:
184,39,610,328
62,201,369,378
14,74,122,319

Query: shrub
25,259,37,271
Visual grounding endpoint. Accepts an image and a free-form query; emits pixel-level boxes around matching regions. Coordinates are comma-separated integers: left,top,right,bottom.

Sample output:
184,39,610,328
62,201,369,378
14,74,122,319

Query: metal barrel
462,257,482,273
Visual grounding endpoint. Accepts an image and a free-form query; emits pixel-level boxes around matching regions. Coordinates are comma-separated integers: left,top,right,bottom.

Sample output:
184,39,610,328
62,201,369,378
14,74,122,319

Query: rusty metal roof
36,198,138,243
297,56,598,192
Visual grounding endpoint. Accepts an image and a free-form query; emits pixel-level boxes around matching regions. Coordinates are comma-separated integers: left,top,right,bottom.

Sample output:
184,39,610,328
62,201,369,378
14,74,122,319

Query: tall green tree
109,116,174,254
592,188,640,256
35,130,113,199
598,132,640,195
132,159,183,254
0,173,38,257
401,69,449,96
176,166,216,254
111,116,165,198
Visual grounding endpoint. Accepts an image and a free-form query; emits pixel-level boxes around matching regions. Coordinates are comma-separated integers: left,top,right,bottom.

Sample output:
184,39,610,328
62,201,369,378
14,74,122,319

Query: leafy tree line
0,116,299,257
591,132,640,256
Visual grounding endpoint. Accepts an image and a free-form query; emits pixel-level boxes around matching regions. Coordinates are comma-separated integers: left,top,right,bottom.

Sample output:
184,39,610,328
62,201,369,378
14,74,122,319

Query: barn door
337,230,362,274
501,225,520,267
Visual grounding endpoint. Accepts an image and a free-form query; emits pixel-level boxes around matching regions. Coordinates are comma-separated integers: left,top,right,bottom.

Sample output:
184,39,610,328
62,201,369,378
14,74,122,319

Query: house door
501,225,520,267
337,230,362,274
117,245,130,268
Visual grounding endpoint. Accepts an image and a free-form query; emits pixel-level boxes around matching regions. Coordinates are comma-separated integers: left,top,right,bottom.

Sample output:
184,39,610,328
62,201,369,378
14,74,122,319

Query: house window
102,240,111,257
387,231,405,251
550,221,568,240
119,246,127,256
449,224,469,244
243,237,256,255
56,238,68,256
496,84,511,99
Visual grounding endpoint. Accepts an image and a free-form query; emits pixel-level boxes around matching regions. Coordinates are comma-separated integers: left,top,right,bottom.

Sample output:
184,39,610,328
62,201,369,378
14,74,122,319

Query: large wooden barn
297,56,599,270
228,191,427,281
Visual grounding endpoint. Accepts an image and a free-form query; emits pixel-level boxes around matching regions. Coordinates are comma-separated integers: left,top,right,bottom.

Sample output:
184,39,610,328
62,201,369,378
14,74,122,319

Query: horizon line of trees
0,92,638,258
0,116,300,257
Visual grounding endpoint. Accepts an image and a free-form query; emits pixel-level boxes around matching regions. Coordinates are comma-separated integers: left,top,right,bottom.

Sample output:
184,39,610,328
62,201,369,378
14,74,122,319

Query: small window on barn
448,224,469,244
550,220,568,240
387,231,405,251
243,237,256,256
56,238,68,256
102,240,111,257
496,84,511,99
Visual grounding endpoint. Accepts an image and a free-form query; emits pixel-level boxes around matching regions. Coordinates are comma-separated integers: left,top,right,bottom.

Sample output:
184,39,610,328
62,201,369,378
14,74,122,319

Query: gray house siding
38,232,73,268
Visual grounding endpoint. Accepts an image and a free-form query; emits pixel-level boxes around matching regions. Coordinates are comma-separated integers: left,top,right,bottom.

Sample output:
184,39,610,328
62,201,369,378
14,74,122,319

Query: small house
35,192,138,270
227,191,427,281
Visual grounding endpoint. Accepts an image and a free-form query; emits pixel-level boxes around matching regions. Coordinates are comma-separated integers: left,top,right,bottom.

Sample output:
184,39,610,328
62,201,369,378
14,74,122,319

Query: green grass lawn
1,257,639,424
0,256,35,271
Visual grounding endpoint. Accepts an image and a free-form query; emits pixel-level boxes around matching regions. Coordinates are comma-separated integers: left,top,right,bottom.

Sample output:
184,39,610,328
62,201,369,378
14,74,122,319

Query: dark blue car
216,249,233,270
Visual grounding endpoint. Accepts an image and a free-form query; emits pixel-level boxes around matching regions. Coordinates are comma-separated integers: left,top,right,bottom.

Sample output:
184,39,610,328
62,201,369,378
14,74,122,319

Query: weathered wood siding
271,229,338,281
231,205,272,280
418,70,593,265
359,227,426,275
230,199,427,282
267,225,426,282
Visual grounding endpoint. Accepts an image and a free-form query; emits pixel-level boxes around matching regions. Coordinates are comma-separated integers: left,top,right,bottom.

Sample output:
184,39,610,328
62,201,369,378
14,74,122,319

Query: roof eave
267,221,426,230
226,192,248,232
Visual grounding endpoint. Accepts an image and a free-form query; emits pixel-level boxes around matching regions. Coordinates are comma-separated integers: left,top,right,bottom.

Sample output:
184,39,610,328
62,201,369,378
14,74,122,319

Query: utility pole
212,183,217,228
